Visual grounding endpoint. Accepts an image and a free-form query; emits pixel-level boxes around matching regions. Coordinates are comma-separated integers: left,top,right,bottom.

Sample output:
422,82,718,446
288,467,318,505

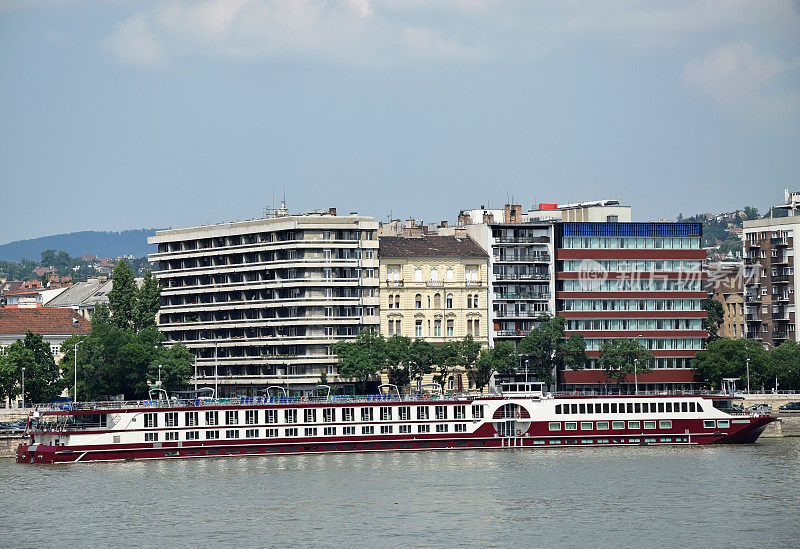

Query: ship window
185,412,199,426
225,430,239,439
205,411,218,426
381,425,393,434
436,424,449,433
265,428,278,438
579,404,586,414
435,406,447,420
596,422,609,430
454,405,465,419
454,424,467,432
113,435,120,443
380,407,392,421
304,409,317,423
245,410,258,425
305,428,317,436
665,402,672,413
562,405,569,415
417,425,430,433
186,431,199,440
626,403,633,413
628,421,640,429
342,408,355,422
644,421,656,429
165,412,178,427
226,411,239,425
612,421,625,429
417,406,430,420
144,413,157,428
611,403,618,413
343,426,356,435
399,425,412,433
265,410,278,424
284,410,297,424
285,428,298,437
245,429,259,438
571,404,578,414
658,403,665,413
717,420,730,428
595,403,602,413
205,430,219,439
548,422,561,431
165,432,179,441
549,440,562,445
634,403,641,414
697,403,703,412
681,402,688,412
603,403,609,413
324,427,336,436
399,406,411,421
145,432,158,442
565,422,577,430
689,402,696,413
659,420,672,429
555,404,561,414
704,420,715,428
361,408,373,422
471,405,484,419
580,422,592,430
322,408,335,422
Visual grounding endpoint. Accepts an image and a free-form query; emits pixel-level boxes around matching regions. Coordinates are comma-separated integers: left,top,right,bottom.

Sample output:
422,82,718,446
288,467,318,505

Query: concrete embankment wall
0,436,24,458
762,416,800,438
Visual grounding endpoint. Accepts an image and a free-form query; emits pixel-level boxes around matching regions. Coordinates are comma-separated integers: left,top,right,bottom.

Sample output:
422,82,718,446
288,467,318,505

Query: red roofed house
0,308,91,408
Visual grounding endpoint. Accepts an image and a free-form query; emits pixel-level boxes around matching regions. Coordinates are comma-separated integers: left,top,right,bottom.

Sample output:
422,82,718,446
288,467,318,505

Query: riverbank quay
1,435,25,457
736,394,800,437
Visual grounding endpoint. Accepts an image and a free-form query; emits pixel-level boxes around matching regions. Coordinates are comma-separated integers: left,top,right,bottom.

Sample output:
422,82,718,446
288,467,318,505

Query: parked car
747,403,772,412
779,401,800,411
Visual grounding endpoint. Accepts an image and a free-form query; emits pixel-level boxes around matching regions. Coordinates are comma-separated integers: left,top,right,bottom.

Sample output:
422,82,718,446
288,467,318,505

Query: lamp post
158,364,162,387
214,341,218,399
194,356,198,391
635,334,643,395
746,356,750,394
74,340,82,404
21,367,25,409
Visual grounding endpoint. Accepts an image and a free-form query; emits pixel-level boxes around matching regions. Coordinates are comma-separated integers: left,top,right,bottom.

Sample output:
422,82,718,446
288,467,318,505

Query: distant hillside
0,229,164,262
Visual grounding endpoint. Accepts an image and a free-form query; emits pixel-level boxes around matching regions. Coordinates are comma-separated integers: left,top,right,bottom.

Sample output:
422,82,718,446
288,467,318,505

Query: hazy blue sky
1,1,798,243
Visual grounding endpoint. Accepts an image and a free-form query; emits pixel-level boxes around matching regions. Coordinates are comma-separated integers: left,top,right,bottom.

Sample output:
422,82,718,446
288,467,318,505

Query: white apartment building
148,209,379,395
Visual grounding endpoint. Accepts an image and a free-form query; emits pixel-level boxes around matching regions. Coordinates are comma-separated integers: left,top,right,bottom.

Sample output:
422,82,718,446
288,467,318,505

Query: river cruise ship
16,383,774,464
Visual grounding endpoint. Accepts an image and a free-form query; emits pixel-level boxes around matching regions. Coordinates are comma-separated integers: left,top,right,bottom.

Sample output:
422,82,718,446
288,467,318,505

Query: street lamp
746,356,750,394
158,364,162,387
214,341,218,399
634,334,643,395
21,367,25,409
74,340,82,404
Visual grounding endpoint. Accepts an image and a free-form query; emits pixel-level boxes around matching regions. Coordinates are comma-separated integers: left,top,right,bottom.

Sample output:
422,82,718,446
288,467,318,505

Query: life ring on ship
516,429,522,436
516,409,521,419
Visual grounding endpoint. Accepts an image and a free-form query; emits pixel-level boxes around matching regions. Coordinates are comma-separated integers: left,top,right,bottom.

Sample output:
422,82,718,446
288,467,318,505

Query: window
446,319,454,337
380,425,393,434
644,421,656,429
165,431,179,441
343,426,356,435
565,422,577,430
717,420,730,428
628,421,640,429
164,412,178,427
434,294,441,308
704,420,716,428
304,409,317,423
612,421,625,430
144,413,157,428
434,319,442,337
361,408,374,421
417,406,430,420
472,405,484,419
454,405,465,419
446,268,454,281
548,422,561,431
415,320,423,337
185,412,199,427
322,408,335,422
454,424,467,432
323,427,336,436
596,422,609,430
186,431,200,440
659,420,672,429
226,430,240,439
145,432,158,442
398,406,410,421
446,293,453,308
380,407,392,421
224,411,238,425
265,410,278,424
399,425,412,433
417,424,430,433
580,422,592,430
284,410,297,423
205,430,219,440
342,408,355,422
415,294,422,309
435,406,448,420
285,428,298,437
265,428,278,438
245,410,258,425
436,424,449,433
305,427,317,437
245,428,259,438
362,426,374,435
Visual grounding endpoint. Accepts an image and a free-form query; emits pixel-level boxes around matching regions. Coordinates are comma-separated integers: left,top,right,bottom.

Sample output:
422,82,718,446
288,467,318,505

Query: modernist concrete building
379,236,489,346
742,189,799,348
148,209,380,395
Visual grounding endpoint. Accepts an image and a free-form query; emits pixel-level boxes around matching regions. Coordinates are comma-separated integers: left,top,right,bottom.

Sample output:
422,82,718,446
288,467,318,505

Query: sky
1,0,799,244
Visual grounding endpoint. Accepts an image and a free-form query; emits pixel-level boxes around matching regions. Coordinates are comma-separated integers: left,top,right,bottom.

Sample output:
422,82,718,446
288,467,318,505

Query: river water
2,439,799,548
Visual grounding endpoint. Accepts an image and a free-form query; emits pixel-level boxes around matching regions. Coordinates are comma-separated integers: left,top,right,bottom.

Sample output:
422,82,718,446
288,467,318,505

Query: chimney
504,203,522,224
483,213,494,223
440,220,448,228
328,207,337,216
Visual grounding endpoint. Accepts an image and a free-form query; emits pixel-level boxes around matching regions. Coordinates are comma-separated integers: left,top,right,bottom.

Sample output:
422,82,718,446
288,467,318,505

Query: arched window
427,295,431,308
388,294,394,309
415,294,422,309
473,294,479,308
467,295,473,308
434,293,441,308
394,295,400,308
446,293,454,308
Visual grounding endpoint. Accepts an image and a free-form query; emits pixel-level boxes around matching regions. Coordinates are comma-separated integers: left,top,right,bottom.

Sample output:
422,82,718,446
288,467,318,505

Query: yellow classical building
379,236,489,348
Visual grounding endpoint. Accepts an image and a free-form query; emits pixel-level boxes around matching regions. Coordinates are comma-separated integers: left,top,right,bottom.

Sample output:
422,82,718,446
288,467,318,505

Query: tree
598,338,654,392
469,350,495,392
702,296,725,341
147,343,193,394
108,260,138,330
467,341,517,392
692,338,770,390
407,339,436,391
2,332,64,404
434,342,460,394
769,340,800,391
743,206,759,221
385,335,411,390
332,330,385,393
135,271,161,332
517,314,587,386
0,351,21,405
560,333,588,373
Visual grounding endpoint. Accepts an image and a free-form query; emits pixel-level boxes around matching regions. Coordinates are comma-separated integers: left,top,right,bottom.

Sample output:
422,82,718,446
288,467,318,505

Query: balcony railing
771,238,789,247
426,281,444,287
385,280,404,287
494,292,551,300
494,273,550,281
495,236,550,244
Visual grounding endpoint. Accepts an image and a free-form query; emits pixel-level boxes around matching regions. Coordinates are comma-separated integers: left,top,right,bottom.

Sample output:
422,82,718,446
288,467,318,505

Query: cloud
104,12,165,67
683,42,799,119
